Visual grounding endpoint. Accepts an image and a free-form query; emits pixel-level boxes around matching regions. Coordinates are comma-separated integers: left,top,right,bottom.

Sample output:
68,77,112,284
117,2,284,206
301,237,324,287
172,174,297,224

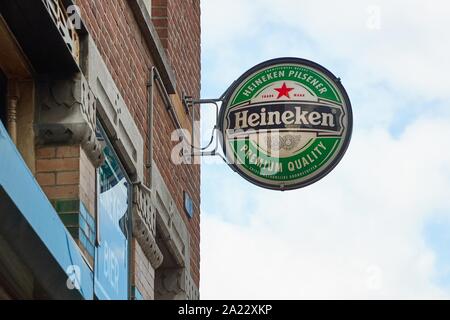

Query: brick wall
36,146,80,200
152,0,201,101
132,239,155,300
36,145,96,216
77,0,201,287
79,148,96,218
152,0,168,48
36,144,96,265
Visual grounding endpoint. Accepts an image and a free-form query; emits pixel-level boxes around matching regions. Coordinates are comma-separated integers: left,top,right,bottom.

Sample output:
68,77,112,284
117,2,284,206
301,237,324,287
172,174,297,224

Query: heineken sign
219,57,353,190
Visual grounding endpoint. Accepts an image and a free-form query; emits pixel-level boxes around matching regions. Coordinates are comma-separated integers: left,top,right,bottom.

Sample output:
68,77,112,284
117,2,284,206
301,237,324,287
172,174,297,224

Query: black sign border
218,57,353,191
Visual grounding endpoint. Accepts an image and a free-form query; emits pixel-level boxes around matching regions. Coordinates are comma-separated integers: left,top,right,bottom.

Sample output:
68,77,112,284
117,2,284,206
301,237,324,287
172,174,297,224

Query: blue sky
199,0,450,299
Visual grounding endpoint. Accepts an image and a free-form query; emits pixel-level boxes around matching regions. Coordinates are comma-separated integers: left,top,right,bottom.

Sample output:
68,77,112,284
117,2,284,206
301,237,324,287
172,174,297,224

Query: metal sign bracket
182,96,230,164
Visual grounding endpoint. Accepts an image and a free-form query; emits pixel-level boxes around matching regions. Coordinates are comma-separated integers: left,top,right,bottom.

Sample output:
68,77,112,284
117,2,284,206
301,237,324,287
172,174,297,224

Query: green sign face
219,58,353,190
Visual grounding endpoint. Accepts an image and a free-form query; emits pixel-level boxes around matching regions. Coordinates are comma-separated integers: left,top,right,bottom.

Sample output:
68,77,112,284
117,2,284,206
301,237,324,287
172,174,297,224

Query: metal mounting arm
182,97,231,164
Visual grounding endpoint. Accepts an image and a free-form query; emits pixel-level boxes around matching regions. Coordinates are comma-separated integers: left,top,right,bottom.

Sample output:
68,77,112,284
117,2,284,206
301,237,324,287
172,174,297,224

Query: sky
199,0,450,299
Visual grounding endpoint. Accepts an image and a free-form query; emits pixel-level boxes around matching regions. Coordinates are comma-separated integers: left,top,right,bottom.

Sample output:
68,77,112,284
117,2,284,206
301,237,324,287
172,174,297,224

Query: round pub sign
219,57,353,190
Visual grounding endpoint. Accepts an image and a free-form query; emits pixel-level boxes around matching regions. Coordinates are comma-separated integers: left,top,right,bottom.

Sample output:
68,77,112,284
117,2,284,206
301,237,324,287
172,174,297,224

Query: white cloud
202,0,450,99
200,0,450,299
201,117,450,299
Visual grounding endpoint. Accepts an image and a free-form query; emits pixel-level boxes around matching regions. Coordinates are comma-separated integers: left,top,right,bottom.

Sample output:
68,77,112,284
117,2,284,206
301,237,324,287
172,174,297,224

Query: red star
274,82,294,99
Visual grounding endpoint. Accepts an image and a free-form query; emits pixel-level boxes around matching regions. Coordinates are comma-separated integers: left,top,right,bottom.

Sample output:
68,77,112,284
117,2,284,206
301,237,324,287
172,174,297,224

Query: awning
0,121,93,299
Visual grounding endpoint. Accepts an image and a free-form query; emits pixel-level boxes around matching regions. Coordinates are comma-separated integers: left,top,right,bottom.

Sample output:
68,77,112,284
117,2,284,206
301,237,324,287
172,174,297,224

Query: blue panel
80,202,96,245
79,216,89,239
184,191,194,218
94,135,129,300
0,122,94,299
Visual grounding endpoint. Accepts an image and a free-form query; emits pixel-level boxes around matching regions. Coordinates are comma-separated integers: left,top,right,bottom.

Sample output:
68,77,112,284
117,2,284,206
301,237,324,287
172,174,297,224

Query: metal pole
146,67,155,189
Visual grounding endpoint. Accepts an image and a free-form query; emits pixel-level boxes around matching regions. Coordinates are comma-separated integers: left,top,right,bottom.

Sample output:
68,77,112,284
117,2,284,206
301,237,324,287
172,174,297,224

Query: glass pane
94,126,129,300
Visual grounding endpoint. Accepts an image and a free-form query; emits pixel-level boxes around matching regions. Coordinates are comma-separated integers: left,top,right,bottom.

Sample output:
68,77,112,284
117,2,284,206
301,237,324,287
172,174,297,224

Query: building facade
0,0,200,300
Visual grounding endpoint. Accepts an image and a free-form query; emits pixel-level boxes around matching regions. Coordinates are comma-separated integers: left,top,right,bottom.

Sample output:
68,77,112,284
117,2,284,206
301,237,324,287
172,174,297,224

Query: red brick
36,173,56,186
56,146,80,158
36,158,79,173
43,185,79,199
152,7,167,17
152,0,167,6
36,147,56,159
56,171,80,185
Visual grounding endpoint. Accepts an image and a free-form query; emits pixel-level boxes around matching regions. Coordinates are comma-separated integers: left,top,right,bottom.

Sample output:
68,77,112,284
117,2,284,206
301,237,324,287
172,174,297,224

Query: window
94,122,131,300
